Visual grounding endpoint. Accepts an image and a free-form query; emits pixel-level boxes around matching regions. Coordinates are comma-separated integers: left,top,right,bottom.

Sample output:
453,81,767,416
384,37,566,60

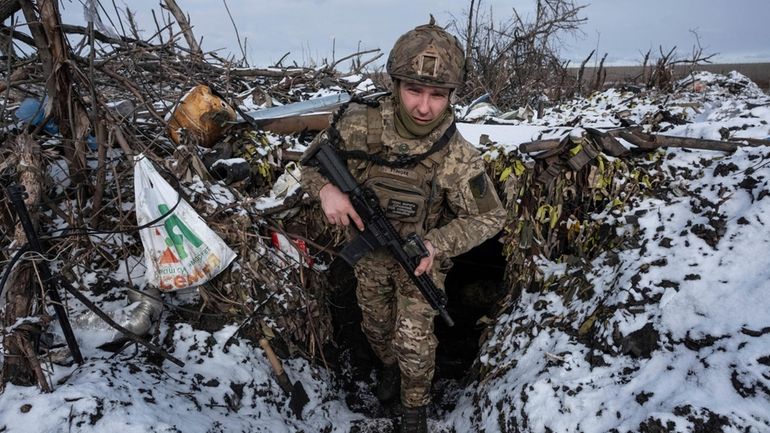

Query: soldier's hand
414,240,436,276
319,183,365,231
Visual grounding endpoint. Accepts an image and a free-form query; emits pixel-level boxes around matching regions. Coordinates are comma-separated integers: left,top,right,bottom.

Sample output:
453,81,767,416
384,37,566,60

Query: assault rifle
303,142,455,327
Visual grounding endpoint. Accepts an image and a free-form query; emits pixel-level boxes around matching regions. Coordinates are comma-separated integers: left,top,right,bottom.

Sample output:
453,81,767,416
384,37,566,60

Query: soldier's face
398,82,450,124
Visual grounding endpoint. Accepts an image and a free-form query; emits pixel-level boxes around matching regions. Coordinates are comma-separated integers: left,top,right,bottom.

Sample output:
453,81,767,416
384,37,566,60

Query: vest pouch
365,177,428,236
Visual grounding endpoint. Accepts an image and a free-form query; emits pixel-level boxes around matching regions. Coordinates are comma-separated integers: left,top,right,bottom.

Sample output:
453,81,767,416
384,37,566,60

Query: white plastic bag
134,154,236,292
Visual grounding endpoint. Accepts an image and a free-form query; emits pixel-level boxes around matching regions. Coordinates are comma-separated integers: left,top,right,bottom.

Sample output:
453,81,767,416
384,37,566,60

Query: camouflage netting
456,143,770,431
475,132,665,359
471,70,768,351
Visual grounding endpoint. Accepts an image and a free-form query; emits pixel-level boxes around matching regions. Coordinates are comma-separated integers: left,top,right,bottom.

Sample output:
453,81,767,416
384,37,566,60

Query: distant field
571,63,770,91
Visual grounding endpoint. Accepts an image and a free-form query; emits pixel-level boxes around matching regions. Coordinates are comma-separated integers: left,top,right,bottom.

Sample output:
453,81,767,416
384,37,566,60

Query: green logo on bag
158,203,203,260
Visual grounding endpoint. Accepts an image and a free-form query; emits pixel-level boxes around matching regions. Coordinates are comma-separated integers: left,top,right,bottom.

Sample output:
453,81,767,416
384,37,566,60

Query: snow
458,123,554,151
46,158,71,195
355,78,377,93
2,70,770,432
0,327,361,433
439,72,770,433
211,157,248,168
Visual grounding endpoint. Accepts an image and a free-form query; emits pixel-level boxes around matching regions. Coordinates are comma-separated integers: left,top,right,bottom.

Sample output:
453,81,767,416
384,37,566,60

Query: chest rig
333,96,455,237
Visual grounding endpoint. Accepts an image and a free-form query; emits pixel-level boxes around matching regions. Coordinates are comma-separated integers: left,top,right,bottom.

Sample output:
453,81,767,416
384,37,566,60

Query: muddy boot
400,405,428,433
376,363,400,403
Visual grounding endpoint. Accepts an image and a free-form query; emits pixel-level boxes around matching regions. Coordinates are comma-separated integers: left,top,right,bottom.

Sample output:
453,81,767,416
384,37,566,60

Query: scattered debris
166,85,237,147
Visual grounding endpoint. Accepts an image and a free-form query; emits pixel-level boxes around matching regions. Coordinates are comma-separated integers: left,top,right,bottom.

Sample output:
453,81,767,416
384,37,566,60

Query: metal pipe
123,286,162,336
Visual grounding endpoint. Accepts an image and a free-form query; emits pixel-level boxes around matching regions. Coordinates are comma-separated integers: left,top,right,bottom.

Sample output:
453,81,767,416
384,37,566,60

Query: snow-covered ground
444,71,770,433
1,71,769,432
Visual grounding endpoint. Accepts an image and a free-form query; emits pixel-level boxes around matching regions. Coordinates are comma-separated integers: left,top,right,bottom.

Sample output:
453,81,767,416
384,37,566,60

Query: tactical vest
359,104,450,238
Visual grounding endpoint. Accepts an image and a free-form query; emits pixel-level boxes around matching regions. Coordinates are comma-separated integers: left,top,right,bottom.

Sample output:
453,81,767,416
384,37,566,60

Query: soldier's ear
390,79,401,94
391,80,402,104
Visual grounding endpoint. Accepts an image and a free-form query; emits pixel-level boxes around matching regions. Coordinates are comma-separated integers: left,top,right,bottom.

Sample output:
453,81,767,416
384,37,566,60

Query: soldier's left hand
414,240,436,276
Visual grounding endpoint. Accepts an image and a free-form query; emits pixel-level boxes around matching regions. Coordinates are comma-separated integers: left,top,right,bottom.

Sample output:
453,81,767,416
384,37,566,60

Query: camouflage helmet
386,17,465,89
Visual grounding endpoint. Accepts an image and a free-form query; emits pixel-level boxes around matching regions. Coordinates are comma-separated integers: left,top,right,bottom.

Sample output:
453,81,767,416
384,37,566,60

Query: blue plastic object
16,98,98,150
16,98,59,135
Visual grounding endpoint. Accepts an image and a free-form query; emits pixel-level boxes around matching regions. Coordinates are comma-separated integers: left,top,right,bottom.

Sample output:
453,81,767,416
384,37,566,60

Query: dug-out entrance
326,233,506,415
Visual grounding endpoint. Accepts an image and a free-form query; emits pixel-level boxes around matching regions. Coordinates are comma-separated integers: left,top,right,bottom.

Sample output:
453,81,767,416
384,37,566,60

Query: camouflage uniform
302,97,506,408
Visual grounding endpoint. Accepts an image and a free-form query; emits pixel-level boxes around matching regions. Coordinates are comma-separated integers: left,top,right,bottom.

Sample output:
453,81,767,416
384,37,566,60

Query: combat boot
376,363,400,403
400,405,428,433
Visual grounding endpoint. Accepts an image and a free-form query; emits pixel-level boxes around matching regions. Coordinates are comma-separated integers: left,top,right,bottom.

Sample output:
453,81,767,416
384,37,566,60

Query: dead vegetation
451,0,587,111
574,30,718,93
448,0,718,105
0,0,380,389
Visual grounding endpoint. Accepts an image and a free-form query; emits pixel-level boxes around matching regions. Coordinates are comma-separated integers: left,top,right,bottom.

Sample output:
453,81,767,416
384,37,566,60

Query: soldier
301,18,506,433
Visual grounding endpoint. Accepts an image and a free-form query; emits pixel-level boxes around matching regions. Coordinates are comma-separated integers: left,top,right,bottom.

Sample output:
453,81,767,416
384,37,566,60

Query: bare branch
450,0,587,109
222,0,247,66
161,0,202,58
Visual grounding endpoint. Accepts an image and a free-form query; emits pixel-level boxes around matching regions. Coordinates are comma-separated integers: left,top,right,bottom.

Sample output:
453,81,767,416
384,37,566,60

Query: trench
326,233,507,423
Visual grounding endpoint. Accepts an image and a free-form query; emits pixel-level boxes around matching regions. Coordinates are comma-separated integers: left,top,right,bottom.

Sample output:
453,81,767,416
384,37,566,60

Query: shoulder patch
467,171,501,214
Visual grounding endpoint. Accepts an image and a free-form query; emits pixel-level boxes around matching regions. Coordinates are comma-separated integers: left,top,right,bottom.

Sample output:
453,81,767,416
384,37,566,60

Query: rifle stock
304,142,455,326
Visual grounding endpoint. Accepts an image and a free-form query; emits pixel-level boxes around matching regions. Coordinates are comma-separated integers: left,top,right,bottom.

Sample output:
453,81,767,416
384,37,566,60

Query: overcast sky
55,0,770,68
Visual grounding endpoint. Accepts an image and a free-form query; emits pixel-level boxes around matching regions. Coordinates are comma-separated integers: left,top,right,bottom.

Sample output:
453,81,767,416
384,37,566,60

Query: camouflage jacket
301,96,506,259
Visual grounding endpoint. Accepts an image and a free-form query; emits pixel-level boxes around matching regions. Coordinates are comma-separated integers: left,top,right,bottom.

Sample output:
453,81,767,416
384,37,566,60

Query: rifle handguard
403,233,429,261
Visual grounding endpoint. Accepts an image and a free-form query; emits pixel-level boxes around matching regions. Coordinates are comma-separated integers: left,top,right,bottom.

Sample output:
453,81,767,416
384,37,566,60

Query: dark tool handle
6,184,84,364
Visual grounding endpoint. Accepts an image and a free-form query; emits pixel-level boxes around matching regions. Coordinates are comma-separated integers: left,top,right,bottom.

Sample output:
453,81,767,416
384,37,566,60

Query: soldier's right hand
319,183,365,231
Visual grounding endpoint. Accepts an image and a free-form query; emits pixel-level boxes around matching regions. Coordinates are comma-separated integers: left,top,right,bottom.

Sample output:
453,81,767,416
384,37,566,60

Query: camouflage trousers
353,249,447,408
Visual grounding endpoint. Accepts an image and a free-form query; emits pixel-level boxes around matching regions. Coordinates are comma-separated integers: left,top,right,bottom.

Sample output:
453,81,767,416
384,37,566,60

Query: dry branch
0,0,376,380
576,49,594,95
614,129,738,152
2,134,46,389
20,0,91,186
451,0,587,109
161,0,202,58
0,0,19,23
60,23,151,47
592,52,607,91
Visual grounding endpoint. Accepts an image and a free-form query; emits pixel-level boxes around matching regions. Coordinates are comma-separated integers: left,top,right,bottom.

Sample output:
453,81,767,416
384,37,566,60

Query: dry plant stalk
451,0,586,110
628,32,715,91
161,0,203,59
20,0,91,185
0,0,381,386
1,134,50,391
